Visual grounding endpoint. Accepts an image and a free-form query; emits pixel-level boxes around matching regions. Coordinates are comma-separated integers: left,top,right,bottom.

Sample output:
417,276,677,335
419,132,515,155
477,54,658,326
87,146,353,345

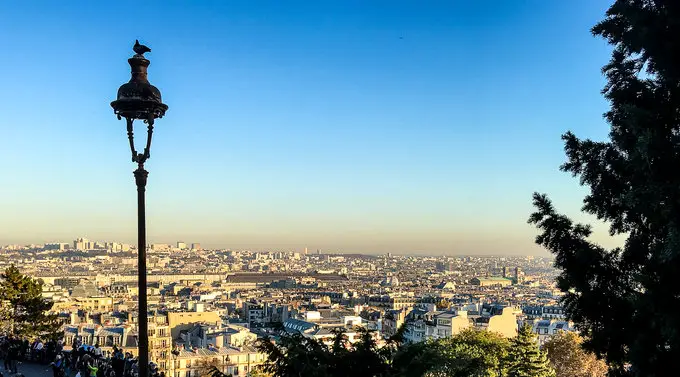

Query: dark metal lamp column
111,40,168,377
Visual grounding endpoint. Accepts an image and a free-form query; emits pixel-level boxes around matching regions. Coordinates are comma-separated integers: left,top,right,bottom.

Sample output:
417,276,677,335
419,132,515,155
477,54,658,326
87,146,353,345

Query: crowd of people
1,335,63,376
0,336,165,377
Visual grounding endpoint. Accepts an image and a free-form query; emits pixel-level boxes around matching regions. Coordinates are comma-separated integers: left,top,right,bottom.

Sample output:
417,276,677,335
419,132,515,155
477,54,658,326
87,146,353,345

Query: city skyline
0,234,557,258
0,1,620,255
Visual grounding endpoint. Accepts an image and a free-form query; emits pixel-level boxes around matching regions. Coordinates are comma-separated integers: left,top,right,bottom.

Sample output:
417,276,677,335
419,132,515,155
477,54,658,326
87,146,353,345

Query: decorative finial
133,39,151,57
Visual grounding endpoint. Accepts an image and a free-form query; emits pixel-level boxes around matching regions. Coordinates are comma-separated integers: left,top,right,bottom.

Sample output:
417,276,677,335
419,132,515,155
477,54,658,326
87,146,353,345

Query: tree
542,331,607,377
528,1,680,376
256,333,333,377
0,265,61,340
252,327,435,377
208,365,269,377
505,325,554,377
425,328,511,377
198,357,223,377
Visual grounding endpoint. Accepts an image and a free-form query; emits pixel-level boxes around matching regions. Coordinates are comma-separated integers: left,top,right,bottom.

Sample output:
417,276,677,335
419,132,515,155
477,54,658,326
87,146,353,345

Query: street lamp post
111,40,168,377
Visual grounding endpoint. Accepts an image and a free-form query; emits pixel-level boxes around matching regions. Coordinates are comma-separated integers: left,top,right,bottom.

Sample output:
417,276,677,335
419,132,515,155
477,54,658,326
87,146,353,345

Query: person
87,360,99,377
111,351,124,377
129,359,139,377
123,353,133,377
49,354,64,377
1,337,10,371
7,338,19,374
34,339,44,363
94,344,103,365
63,352,72,377
79,354,91,377
21,339,29,360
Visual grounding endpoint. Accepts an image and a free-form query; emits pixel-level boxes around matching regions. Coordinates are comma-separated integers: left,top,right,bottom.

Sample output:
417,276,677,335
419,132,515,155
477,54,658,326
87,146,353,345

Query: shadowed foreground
2,363,52,377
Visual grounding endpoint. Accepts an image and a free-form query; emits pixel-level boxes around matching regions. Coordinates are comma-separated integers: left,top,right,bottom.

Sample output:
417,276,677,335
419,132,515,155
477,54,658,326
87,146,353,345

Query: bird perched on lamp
133,40,151,56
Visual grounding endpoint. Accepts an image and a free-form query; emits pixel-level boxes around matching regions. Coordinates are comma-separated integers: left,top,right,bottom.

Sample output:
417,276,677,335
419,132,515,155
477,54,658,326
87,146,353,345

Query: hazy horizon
0,1,621,256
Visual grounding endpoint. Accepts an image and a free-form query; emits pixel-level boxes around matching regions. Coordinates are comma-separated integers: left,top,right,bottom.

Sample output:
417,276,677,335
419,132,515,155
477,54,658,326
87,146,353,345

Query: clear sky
0,0,620,255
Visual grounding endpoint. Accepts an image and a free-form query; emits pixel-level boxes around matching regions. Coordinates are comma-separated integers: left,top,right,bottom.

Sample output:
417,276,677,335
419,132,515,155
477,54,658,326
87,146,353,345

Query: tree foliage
425,328,510,377
505,325,554,377
0,265,61,340
528,1,680,376
199,357,223,377
542,331,607,377
254,327,415,377
236,326,521,377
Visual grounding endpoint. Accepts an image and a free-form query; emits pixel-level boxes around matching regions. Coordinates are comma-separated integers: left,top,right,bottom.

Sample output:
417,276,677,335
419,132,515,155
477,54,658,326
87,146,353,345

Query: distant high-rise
436,261,454,272
191,243,202,251
304,247,308,255
514,267,523,282
177,241,187,250
73,237,89,251
502,266,508,278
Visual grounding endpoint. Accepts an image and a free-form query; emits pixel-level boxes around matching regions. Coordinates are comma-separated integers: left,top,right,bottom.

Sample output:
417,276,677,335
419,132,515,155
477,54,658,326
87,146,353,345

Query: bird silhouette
133,40,151,55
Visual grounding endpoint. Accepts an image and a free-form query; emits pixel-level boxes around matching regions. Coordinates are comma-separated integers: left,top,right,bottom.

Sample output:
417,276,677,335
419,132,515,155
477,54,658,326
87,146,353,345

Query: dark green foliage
505,325,554,377
259,333,334,377
426,328,511,377
0,265,62,340
251,327,518,377
253,327,422,377
528,1,680,376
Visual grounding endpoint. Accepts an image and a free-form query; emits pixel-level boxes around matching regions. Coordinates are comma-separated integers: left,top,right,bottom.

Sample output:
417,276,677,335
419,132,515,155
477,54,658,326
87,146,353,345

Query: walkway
2,363,53,377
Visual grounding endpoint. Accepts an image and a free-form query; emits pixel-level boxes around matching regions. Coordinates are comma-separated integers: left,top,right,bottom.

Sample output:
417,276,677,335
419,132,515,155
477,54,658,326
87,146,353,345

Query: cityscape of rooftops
1,1,675,377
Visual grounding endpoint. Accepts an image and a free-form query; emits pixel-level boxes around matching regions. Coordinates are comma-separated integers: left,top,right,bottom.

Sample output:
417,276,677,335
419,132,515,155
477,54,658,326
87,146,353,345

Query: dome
71,280,100,298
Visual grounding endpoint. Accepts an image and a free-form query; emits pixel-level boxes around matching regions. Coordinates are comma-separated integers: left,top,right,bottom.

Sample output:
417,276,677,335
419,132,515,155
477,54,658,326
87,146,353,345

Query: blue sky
0,0,619,254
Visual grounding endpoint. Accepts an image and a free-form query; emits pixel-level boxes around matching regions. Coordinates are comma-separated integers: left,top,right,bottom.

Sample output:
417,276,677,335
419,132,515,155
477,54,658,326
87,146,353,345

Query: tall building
514,267,523,282
191,243,201,251
73,237,89,251
436,261,454,272
177,241,187,250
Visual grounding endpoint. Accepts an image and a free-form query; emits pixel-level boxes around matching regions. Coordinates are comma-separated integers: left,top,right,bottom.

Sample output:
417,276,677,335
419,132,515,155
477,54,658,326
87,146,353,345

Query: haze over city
0,0,621,255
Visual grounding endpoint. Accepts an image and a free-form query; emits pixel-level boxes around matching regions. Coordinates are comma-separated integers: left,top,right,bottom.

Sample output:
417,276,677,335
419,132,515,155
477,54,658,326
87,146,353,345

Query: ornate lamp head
111,40,168,163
